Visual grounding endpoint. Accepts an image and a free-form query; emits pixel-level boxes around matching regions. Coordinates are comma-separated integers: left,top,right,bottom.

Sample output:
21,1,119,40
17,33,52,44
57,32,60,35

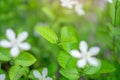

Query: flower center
83,53,89,59
12,40,19,47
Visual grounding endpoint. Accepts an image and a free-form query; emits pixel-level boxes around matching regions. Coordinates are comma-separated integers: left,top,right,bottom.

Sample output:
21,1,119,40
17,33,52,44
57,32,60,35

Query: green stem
0,61,1,70
113,0,118,54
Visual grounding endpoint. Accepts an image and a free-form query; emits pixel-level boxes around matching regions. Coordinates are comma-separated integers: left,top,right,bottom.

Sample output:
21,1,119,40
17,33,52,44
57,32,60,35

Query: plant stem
113,0,118,54
0,61,1,70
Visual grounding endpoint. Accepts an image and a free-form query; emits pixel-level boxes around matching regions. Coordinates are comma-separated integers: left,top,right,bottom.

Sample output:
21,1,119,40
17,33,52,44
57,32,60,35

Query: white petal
0,74,5,80
42,68,48,78
77,59,87,68
88,57,99,66
106,0,113,3
79,41,88,53
17,32,28,42
76,9,85,16
10,47,20,57
75,3,85,16
88,47,100,56
46,77,53,80
0,40,12,48
70,50,81,58
33,70,42,79
19,42,31,50
6,29,16,41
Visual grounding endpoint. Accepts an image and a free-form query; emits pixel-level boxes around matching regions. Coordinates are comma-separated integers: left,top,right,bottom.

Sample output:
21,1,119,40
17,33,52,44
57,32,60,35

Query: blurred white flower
106,0,113,3
70,41,100,68
106,0,120,3
75,3,85,16
0,29,31,57
60,0,77,9
0,74,5,80
33,68,52,80
60,0,85,16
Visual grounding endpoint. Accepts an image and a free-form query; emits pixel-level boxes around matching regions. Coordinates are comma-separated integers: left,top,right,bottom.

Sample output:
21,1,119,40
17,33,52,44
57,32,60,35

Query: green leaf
60,68,79,80
110,4,115,25
15,52,36,67
0,48,11,61
97,60,116,73
59,77,68,80
61,26,78,43
83,60,101,75
110,1,120,25
106,23,120,36
57,51,77,68
42,7,55,20
9,65,29,80
106,22,114,32
113,27,120,36
60,26,78,52
36,26,58,44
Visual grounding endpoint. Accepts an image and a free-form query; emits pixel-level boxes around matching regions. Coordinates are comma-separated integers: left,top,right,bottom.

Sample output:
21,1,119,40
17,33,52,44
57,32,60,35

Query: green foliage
0,48,11,61
60,68,80,80
61,26,78,43
57,51,77,68
14,52,36,67
36,26,58,44
107,23,120,36
9,65,29,80
60,26,78,52
83,60,101,75
97,60,116,73
42,7,55,20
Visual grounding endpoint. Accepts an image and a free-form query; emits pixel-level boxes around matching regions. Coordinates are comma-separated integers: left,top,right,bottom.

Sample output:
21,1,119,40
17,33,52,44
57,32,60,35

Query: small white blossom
0,29,31,57
33,68,52,80
0,74,5,80
106,0,120,3
75,3,85,16
60,0,77,9
70,41,100,68
106,0,113,3
60,0,85,16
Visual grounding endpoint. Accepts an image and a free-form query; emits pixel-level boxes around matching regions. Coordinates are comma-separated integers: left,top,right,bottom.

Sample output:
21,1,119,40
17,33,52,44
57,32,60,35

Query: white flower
106,0,113,3
60,0,85,16
70,41,100,68
0,74,5,80
75,3,85,16
33,68,52,80
106,0,120,3
60,0,77,9
0,29,31,57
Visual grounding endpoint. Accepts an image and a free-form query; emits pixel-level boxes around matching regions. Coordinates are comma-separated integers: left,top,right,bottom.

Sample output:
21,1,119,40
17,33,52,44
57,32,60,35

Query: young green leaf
61,26,78,43
97,60,116,73
36,26,58,44
110,4,115,25
57,51,77,68
106,22,114,32
42,7,55,20
83,60,101,75
59,76,68,80
14,52,36,67
106,23,120,36
60,26,78,52
60,68,79,80
0,48,11,61
9,65,29,80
